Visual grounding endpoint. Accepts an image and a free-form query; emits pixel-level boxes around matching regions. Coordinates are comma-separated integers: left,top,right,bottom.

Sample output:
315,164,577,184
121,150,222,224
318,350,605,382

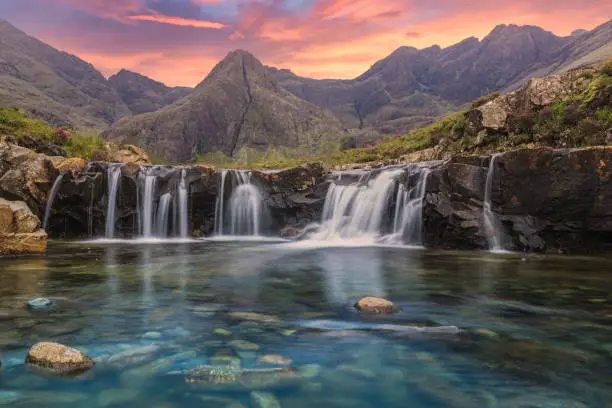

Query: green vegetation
0,107,106,160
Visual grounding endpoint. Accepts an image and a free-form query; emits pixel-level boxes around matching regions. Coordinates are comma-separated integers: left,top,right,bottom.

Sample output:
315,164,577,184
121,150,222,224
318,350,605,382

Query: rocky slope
109,70,192,115
0,19,131,129
103,50,344,163
271,21,612,137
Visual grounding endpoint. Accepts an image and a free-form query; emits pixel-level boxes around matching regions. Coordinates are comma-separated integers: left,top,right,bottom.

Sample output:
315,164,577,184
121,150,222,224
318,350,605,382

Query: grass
0,107,105,160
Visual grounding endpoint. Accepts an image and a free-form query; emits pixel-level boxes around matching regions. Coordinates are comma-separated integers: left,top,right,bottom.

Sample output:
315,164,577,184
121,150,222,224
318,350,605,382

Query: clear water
1,241,611,407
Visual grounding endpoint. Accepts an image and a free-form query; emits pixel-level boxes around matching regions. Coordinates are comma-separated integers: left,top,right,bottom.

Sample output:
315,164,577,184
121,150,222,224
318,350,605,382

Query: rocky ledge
0,197,46,254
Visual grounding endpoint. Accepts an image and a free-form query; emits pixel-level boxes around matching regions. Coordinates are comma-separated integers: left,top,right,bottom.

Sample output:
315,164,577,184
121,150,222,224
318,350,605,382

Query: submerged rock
169,365,299,390
258,354,292,366
354,297,399,314
27,298,54,310
25,342,93,375
250,392,281,408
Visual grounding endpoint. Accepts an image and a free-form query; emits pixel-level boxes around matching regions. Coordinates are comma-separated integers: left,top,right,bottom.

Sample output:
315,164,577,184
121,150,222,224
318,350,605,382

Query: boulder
523,75,569,106
53,158,86,174
25,342,93,375
91,143,151,165
0,198,47,254
476,97,509,130
354,297,399,314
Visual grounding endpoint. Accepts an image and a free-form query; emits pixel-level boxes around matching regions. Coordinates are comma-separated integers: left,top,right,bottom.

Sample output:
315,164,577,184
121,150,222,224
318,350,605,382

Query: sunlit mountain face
0,0,609,86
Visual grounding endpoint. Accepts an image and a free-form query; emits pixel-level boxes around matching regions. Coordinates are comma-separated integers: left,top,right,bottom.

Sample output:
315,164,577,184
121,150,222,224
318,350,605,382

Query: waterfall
215,170,266,236
156,193,172,237
313,169,403,241
105,164,122,238
392,167,431,245
141,171,157,238
178,169,189,238
42,174,64,230
214,170,228,235
483,154,503,251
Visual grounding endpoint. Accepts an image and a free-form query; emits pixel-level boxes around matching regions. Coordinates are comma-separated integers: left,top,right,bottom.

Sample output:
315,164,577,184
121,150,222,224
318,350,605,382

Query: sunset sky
0,0,610,87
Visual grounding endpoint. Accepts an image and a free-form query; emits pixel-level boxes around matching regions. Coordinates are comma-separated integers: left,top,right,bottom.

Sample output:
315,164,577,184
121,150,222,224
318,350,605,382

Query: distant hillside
0,18,131,129
270,21,612,137
103,50,344,163
109,70,192,115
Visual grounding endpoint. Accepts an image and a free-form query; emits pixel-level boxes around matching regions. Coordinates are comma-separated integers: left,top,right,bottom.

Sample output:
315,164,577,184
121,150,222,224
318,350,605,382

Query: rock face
25,342,93,375
423,147,612,253
103,50,344,163
0,197,47,254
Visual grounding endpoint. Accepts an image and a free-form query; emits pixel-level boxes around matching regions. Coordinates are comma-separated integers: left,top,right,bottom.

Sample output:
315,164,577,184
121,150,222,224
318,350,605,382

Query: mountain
0,18,130,129
270,21,612,136
109,70,192,115
103,50,344,163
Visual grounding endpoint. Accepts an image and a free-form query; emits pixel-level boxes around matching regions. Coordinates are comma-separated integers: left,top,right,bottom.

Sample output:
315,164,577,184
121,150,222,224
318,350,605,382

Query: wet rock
98,389,140,407
25,342,93,375
142,331,163,340
214,328,232,336
258,354,292,366
296,364,321,379
105,345,159,366
354,297,399,314
228,312,281,325
170,365,299,390
250,392,281,408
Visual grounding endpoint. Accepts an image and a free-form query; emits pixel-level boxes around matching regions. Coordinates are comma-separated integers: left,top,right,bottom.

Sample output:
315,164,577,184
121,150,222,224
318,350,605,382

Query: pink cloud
126,14,227,29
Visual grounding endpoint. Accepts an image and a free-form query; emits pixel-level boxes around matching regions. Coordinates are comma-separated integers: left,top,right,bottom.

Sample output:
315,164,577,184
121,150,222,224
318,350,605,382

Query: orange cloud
126,14,227,29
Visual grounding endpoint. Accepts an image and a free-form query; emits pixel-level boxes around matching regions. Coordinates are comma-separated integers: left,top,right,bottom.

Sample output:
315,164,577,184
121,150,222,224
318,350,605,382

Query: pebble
214,328,232,336
142,331,163,340
26,298,54,310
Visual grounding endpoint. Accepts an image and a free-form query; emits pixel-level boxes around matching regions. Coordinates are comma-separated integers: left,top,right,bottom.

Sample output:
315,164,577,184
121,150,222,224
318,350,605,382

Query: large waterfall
483,154,504,251
309,165,433,245
214,170,267,236
105,164,122,238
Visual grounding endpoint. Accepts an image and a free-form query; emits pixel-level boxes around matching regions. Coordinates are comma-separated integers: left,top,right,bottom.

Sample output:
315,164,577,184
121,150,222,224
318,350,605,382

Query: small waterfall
229,172,264,236
483,154,503,251
141,171,157,238
215,170,266,236
392,167,431,245
105,164,122,238
214,170,228,235
156,193,172,237
42,174,64,230
178,169,189,238
314,169,403,240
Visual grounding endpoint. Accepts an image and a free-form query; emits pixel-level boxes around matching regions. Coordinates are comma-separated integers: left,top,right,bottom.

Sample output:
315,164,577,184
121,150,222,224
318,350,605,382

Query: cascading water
313,169,403,241
141,171,157,238
483,154,504,251
214,170,228,235
42,174,64,230
309,165,434,245
392,167,431,245
215,170,267,236
178,169,189,238
105,164,122,238
156,193,172,237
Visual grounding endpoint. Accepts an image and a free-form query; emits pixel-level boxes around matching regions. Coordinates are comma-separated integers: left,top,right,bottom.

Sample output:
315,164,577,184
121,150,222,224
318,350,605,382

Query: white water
214,170,228,235
178,169,189,238
141,173,157,238
156,193,172,237
311,169,403,242
105,164,122,238
215,170,267,236
42,174,64,230
483,154,504,251
391,167,431,245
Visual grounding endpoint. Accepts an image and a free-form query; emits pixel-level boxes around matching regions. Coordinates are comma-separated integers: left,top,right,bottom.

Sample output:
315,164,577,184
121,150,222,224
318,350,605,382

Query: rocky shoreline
1,136,611,254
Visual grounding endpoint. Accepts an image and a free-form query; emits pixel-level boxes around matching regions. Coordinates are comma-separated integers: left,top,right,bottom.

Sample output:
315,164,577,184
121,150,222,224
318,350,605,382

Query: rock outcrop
90,143,151,165
0,197,47,254
423,147,612,253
